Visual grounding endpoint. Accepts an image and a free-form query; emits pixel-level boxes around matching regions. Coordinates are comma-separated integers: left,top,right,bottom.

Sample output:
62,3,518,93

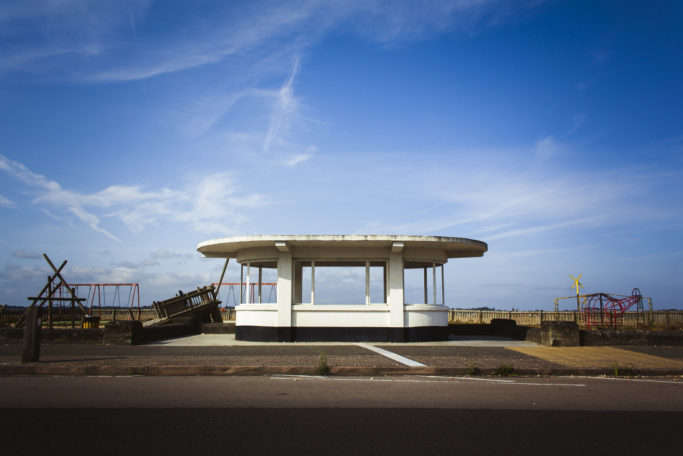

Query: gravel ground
2,343,681,372
0,344,400,368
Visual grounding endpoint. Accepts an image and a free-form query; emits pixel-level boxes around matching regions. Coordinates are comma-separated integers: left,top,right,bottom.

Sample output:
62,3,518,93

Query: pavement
1,334,682,377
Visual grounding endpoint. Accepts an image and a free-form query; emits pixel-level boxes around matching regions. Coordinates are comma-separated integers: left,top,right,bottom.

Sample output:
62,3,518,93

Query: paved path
509,346,683,370
149,333,538,346
1,338,682,376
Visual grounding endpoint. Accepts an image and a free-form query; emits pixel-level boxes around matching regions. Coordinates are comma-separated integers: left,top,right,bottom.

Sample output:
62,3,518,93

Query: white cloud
0,262,47,281
567,113,585,136
0,194,14,207
353,149,677,246
535,135,561,159
263,57,301,155
1,153,119,241
11,250,41,259
283,150,315,167
0,1,539,81
149,249,194,260
0,154,265,240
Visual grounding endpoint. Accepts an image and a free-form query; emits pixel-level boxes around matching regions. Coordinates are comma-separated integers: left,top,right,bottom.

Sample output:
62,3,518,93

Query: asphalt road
1,375,681,455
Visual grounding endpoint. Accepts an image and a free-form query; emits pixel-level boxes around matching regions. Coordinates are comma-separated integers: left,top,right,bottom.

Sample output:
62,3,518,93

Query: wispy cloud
534,113,585,159
11,250,41,259
535,135,561,159
149,249,194,260
0,154,265,240
0,262,48,281
1,1,539,82
0,194,14,208
354,149,679,246
0,153,120,241
263,57,301,155
283,146,317,167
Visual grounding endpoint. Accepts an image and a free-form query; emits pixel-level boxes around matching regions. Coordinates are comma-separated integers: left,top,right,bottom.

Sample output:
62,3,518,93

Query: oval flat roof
197,235,487,258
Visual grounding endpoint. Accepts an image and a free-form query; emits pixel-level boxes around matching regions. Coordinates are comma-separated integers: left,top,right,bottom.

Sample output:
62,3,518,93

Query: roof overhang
197,235,487,259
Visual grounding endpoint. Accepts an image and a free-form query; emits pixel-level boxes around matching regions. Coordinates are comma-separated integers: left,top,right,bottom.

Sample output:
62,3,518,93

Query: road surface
0,375,680,455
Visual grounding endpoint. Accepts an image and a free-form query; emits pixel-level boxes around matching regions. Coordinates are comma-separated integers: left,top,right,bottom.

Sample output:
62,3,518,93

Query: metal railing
448,309,683,329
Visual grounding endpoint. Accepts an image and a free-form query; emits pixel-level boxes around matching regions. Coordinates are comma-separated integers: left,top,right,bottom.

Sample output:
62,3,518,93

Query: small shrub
493,363,516,376
317,352,330,375
467,362,481,376
613,362,636,377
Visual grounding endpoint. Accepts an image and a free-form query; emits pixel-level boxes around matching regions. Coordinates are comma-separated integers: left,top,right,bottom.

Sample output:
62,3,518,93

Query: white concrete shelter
197,235,487,342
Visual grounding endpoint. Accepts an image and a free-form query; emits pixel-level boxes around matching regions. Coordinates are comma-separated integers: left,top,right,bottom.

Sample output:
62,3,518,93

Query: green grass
317,352,330,376
467,362,481,376
492,363,516,376
613,362,637,377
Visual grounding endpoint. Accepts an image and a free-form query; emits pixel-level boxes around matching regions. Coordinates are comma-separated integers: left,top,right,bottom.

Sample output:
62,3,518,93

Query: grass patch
613,362,637,377
467,362,481,376
492,363,516,377
317,352,330,376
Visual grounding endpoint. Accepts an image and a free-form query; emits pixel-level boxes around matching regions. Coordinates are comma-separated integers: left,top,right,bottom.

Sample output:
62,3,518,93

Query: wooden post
648,298,654,328
214,258,230,301
47,276,53,329
22,306,42,362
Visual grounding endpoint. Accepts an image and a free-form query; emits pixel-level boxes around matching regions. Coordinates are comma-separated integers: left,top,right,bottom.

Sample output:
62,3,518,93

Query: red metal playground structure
555,288,650,329
51,282,141,315
211,282,277,306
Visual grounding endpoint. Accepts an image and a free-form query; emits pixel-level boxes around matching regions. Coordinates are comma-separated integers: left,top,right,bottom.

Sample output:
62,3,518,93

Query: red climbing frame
582,288,644,329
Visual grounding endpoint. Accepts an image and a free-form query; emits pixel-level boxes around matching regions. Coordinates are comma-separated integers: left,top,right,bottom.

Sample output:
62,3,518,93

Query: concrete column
388,243,404,328
245,262,251,304
293,261,302,304
383,263,387,303
441,264,445,306
432,262,437,305
258,267,262,304
240,264,244,303
311,260,316,305
423,267,428,304
276,245,292,327
365,260,370,305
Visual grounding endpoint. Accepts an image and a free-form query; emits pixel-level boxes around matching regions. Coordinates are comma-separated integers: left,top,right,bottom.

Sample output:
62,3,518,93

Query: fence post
478,310,483,324
539,310,543,326
21,306,42,363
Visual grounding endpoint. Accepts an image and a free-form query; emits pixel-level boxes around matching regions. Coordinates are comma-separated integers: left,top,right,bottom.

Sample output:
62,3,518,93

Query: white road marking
271,376,442,383
573,376,683,385
355,343,426,367
270,375,585,386
415,375,585,386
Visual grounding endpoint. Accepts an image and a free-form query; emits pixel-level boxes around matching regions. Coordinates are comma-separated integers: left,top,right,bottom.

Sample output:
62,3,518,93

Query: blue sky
1,0,681,310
